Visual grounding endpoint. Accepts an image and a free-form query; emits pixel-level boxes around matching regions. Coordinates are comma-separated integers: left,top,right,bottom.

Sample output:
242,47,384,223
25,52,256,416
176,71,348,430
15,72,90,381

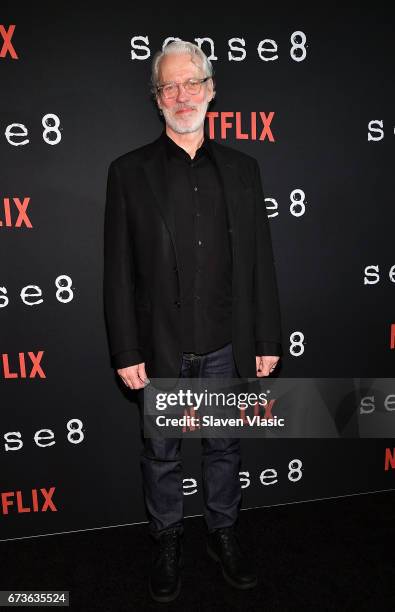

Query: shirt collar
161,127,214,163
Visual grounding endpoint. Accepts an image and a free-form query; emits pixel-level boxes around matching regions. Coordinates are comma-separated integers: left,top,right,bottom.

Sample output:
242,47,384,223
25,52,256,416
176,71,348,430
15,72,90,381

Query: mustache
173,105,196,111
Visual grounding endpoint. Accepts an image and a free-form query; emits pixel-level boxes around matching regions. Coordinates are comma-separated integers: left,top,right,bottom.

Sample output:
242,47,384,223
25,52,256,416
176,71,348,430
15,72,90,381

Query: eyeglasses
156,77,211,100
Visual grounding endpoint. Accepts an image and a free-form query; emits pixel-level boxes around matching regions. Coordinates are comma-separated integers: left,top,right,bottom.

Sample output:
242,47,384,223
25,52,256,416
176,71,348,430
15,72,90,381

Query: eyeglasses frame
156,76,211,99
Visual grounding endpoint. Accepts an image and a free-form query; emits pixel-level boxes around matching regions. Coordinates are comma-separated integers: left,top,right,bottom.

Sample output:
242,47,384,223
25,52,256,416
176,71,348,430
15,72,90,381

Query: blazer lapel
208,141,240,247
142,135,180,266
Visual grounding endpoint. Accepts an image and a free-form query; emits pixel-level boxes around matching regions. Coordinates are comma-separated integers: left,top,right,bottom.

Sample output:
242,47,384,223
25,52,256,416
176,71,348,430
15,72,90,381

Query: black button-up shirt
162,129,233,354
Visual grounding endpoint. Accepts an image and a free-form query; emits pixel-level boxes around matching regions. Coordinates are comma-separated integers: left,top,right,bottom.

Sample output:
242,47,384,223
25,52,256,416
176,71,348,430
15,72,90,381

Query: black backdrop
1,4,394,541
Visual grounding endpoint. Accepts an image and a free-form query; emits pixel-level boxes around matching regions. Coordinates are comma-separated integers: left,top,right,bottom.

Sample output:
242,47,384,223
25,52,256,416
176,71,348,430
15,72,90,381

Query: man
103,40,282,603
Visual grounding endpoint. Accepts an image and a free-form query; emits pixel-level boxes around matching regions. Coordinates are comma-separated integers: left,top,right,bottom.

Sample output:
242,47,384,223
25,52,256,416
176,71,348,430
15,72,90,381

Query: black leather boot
207,526,258,589
148,528,183,602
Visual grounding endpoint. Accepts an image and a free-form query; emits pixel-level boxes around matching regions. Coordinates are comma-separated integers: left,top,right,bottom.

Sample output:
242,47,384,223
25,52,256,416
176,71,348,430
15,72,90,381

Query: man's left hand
255,355,280,377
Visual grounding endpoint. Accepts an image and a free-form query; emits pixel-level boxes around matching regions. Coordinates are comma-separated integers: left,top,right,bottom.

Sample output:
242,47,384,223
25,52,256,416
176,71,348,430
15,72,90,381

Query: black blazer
103,131,282,379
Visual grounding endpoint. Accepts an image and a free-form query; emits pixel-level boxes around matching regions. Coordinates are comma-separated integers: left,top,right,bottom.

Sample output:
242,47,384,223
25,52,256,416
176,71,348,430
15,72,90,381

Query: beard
161,98,210,134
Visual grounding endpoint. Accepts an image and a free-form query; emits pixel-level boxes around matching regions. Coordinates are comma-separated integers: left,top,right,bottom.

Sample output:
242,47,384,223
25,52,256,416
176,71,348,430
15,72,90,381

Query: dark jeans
137,341,242,540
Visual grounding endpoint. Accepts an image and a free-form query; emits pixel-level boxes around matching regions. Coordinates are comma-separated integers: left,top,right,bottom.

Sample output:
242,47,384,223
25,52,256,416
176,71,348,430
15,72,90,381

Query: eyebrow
160,77,201,85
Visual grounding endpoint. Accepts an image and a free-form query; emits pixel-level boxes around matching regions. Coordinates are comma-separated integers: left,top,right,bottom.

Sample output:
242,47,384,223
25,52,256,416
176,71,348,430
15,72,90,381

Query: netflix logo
206,111,275,141
0,197,32,229
1,487,57,515
0,25,17,59
384,448,395,471
2,351,46,379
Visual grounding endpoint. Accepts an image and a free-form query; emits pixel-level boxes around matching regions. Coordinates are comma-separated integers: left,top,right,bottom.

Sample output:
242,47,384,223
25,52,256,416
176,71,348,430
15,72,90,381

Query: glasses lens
162,84,176,99
185,80,201,94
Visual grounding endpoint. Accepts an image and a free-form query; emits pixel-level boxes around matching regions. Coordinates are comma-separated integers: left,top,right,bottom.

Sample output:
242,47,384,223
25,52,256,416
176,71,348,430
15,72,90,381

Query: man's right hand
117,362,150,390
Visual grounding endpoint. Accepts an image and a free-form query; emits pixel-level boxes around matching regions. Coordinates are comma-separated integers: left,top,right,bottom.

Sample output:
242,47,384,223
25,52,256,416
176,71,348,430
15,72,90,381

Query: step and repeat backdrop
1,4,394,540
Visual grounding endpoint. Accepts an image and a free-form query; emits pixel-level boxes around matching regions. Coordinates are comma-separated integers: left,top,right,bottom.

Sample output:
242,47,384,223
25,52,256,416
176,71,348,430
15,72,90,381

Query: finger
260,359,272,376
138,363,149,384
127,370,146,390
269,358,280,373
256,360,265,377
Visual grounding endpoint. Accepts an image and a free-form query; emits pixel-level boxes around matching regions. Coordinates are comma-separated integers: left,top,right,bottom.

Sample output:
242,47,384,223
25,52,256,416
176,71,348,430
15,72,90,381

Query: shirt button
194,186,198,191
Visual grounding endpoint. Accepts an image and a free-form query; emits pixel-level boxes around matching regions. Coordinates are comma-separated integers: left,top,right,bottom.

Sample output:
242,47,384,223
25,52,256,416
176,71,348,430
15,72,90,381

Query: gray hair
150,40,214,95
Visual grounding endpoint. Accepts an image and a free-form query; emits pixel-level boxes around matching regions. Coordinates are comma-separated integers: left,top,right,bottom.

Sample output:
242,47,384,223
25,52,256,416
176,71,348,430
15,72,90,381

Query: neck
165,125,205,159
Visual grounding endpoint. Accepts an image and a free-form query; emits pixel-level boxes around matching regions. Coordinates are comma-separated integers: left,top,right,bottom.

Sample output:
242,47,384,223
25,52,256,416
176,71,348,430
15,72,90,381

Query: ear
207,77,216,102
155,94,163,112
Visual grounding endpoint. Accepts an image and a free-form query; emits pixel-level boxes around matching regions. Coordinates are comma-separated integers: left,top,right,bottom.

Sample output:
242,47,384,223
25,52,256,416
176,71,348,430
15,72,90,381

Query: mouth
176,108,195,115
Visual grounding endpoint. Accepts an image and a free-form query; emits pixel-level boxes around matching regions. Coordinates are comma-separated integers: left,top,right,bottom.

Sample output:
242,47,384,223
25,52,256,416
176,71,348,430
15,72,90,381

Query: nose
176,83,190,102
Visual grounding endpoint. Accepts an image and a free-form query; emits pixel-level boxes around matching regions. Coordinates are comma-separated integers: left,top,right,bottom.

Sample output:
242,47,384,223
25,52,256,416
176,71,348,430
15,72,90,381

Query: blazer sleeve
252,159,283,357
103,160,144,369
